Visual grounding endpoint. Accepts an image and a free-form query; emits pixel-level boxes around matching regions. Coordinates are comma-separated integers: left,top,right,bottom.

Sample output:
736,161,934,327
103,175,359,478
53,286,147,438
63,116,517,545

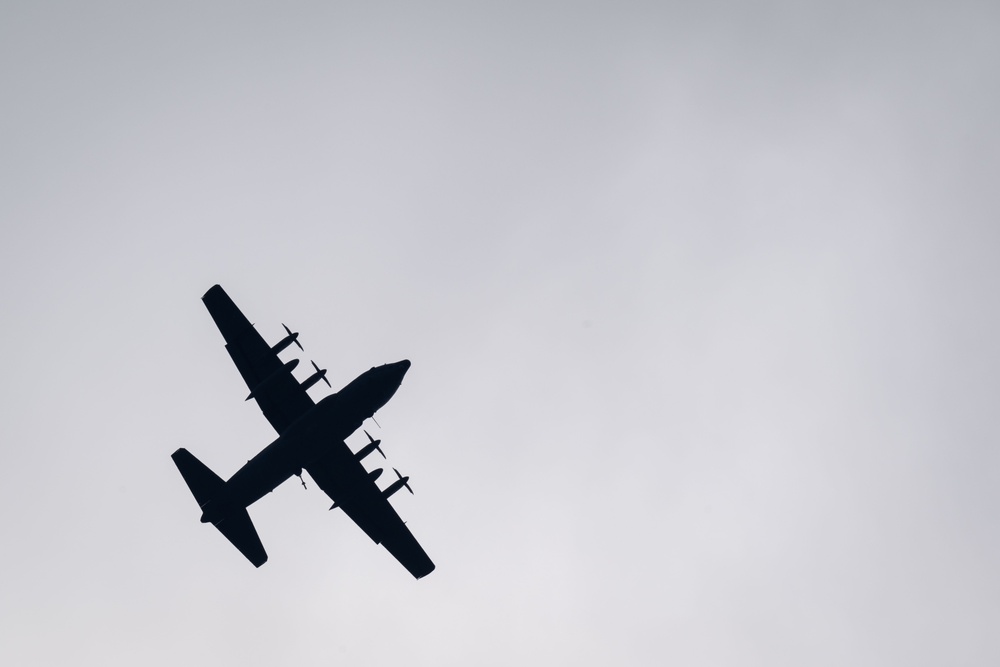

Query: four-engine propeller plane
171,285,434,579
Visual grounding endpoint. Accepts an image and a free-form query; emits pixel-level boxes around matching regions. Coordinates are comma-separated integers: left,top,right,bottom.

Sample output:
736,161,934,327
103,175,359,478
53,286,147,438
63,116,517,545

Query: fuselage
207,360,411,517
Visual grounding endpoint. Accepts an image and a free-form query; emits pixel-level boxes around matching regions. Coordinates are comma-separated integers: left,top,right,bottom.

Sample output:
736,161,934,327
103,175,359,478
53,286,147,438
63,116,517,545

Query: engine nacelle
271,323,303,354
356,431,385,460
383,468,413,499
246,359,299,400
300,360,332,392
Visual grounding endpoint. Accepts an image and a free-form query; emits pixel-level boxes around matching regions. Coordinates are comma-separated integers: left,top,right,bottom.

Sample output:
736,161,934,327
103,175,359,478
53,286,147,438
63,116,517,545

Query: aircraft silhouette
171,285,434,578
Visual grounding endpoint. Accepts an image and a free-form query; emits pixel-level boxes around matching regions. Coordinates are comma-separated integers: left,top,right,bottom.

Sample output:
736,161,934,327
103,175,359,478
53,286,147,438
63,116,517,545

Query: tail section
172,448,225,508
171,448,268,567
211,509,268,568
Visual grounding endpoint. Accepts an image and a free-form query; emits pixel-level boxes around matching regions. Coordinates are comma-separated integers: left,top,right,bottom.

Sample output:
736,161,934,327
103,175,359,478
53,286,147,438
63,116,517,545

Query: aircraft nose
386,359,410,387
391,359,411,385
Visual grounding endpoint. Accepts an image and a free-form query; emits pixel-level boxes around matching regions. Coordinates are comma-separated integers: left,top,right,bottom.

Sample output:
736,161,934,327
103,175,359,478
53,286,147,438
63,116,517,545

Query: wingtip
202,284,225,301
414,562,436,579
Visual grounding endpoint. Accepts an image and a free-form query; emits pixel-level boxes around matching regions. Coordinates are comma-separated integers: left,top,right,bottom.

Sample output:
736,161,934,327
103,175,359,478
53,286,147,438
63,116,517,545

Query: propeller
283,323,303,350
364,430,386,459
393,468,413,495
311,360,332,388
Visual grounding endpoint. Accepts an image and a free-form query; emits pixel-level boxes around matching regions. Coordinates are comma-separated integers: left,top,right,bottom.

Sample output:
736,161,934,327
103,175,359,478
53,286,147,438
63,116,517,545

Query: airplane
171,285,434,579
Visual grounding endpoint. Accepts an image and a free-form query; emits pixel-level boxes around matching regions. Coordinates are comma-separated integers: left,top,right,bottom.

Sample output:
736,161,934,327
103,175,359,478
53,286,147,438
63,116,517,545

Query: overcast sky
2,2,998,665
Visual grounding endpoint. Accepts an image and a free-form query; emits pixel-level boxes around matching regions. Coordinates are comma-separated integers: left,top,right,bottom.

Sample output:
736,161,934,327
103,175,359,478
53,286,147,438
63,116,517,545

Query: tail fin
171,448,268,567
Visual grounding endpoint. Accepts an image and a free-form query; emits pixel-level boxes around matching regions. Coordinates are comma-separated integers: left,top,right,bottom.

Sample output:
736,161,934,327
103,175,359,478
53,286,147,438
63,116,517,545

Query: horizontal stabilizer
212,508,268,568
171,448,268,568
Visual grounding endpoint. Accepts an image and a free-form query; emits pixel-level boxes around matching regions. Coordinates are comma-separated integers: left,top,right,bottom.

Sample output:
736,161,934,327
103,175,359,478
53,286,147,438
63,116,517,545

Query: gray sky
2,2,998,665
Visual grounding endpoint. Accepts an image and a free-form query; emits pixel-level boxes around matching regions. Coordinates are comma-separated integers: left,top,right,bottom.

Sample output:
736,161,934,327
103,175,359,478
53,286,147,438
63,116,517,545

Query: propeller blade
311,360,332,388
283,323,303,350
364,431,385,458
393,468,413,494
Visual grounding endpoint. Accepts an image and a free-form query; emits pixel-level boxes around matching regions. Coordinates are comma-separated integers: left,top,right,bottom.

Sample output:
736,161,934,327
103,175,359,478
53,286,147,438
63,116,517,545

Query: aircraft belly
226,439,299,508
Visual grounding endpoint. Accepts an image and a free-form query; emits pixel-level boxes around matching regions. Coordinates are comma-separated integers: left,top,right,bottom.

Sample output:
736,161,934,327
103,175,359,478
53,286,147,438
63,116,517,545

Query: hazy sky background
2,2,998,665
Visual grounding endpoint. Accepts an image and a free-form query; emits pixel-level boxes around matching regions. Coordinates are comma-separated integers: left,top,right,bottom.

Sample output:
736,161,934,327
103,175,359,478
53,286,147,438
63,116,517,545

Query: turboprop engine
271,323,303,354
300,360,332,392
246,359,299,400
383,468,413,499
355,430,386,460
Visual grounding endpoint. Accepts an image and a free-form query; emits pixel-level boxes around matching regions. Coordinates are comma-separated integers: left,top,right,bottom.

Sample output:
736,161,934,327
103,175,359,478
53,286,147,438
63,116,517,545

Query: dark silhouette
172,285,434,579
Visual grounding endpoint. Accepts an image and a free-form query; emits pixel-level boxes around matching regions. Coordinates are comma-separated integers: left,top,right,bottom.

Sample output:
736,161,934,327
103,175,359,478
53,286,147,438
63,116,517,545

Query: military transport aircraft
171,285,434,579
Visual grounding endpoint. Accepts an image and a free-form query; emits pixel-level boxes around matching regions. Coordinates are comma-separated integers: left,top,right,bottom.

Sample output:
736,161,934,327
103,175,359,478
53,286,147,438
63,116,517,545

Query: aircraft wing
202,285,315,435
305,448,435,579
